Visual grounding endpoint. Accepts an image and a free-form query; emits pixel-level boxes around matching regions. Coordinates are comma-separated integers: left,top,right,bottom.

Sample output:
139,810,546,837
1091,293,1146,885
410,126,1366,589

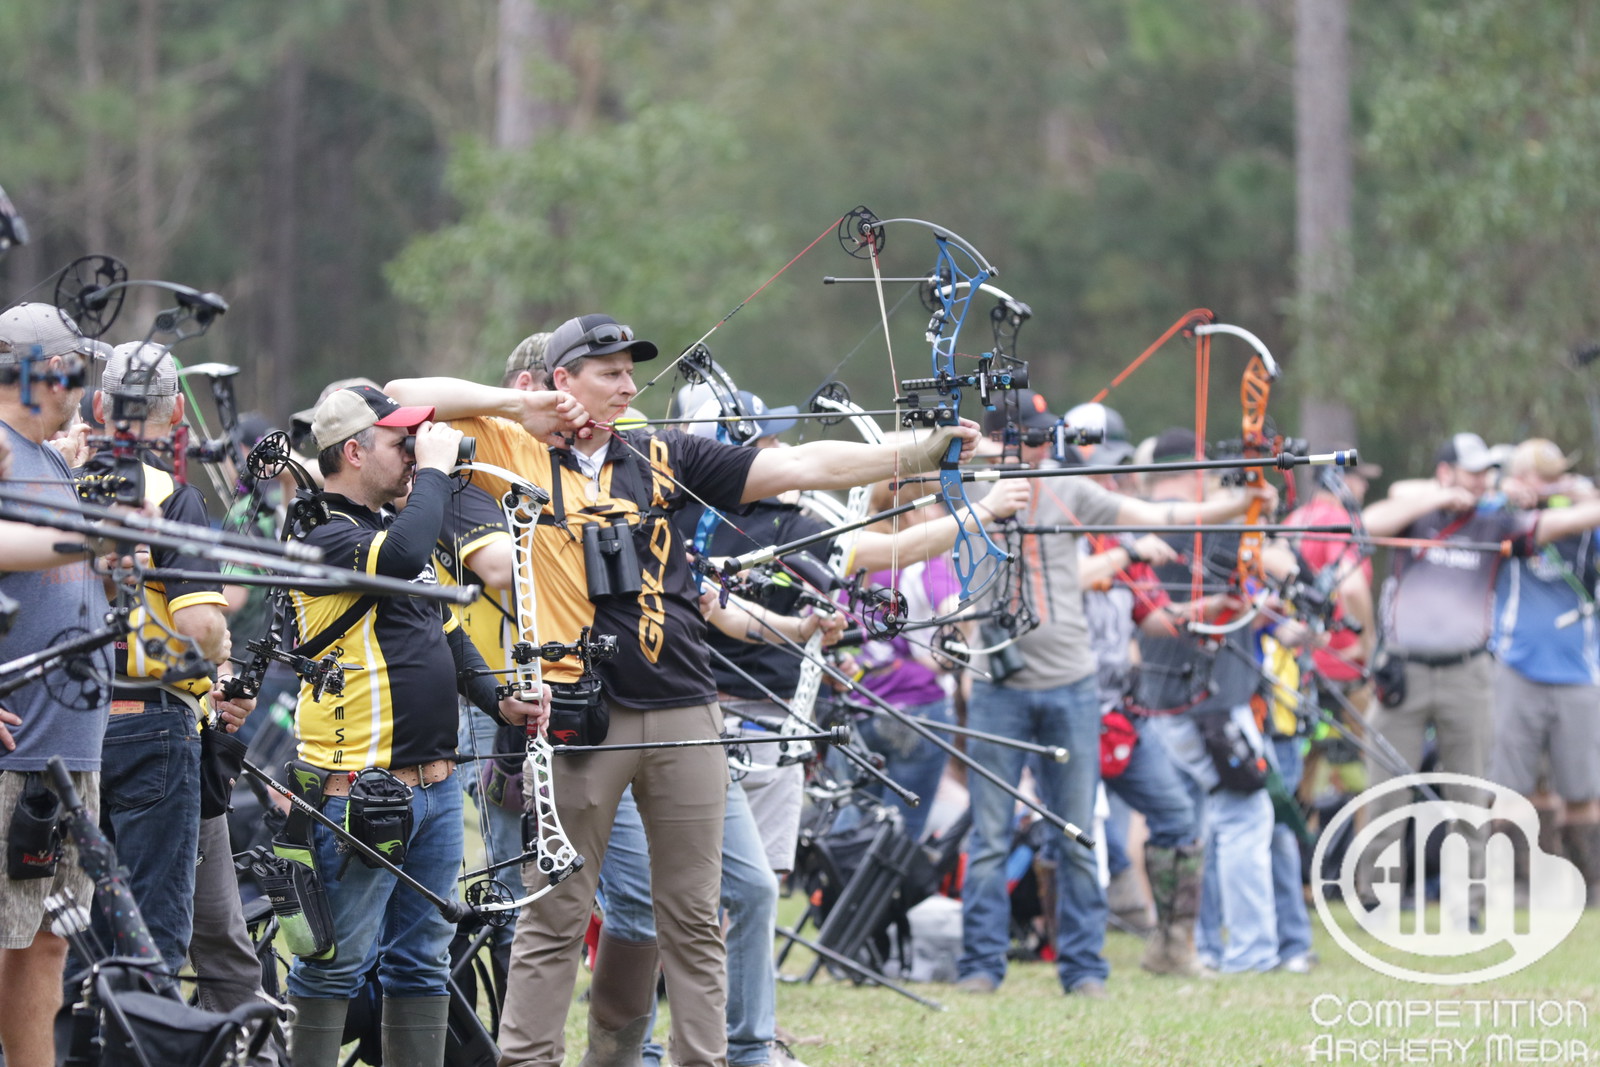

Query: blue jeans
97,706,202,972
1103,792,1132,878
1269,737,1313,962
1149,710,1277,972
958,677,1107,992
457,702,522,956
600,784,777,1067
287,771,464,998
1104,714,1198,849
456,703,525,869
852,696,952,842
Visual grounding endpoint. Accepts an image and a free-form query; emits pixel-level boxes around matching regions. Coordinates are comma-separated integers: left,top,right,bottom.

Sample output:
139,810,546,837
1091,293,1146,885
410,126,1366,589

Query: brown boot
1559,823,1600,909
1141,843,1207,976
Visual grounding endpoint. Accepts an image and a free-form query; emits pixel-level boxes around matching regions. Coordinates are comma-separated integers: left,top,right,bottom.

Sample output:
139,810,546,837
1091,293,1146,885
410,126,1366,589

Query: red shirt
1286,496,1369,682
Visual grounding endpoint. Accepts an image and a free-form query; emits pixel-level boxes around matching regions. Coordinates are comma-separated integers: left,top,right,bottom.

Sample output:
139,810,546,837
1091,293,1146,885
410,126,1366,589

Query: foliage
386,101,779,382
0,0,1594,474
1344,3,1600,472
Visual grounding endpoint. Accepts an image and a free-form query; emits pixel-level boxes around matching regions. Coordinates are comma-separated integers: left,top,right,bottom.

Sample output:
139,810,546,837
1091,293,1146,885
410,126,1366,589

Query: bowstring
630,214,847,411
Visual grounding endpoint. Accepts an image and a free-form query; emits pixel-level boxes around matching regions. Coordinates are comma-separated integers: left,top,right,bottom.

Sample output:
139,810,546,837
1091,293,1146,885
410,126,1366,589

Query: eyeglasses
580,323,634,348
552,322,637,368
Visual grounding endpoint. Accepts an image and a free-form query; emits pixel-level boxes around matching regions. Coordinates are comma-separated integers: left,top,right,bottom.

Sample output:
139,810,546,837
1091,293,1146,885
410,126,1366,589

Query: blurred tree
1345,1,1600,472
1293,0,1355,463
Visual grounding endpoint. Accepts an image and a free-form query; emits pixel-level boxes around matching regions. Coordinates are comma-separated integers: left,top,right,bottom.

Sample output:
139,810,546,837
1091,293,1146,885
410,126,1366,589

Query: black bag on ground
94,963,277,1067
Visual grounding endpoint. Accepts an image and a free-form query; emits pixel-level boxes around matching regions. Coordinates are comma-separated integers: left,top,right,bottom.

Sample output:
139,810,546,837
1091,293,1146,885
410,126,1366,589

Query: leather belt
109,687,202,715
1398,649,1488,669
321,759,456,796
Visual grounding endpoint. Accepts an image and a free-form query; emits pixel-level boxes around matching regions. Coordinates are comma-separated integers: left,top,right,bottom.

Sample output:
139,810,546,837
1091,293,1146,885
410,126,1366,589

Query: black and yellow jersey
289,469,466,771
78,454,228,704
434,481,518,676
450,416,758,710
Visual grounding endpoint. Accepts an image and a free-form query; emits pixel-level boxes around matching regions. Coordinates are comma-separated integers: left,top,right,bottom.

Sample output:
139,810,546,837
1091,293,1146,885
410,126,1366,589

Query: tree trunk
78,0,109,255
263,48,305,423
1294,0,1356,458
495,0,564,150
129,0,163,330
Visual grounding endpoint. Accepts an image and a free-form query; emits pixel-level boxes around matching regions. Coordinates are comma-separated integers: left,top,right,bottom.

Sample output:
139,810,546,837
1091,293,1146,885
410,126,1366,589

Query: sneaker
770,1041,809,1067
1276,951,1319,974
1066,979,1107,999
953,973,998,994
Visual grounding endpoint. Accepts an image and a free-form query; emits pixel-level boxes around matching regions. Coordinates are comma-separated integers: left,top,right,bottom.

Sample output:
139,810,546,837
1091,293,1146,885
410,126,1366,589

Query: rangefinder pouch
344,767,414,869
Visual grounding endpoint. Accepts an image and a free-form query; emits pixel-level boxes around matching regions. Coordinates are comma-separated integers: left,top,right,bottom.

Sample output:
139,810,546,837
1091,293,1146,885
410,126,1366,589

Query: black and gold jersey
78,454,228,703
434,481,518,674
454,416,758,709
289,469,463,771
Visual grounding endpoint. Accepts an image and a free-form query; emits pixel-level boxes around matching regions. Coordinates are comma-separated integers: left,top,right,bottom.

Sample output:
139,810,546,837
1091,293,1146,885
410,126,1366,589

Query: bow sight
0,345,89,414
895,355,1029,431
495,626,618,701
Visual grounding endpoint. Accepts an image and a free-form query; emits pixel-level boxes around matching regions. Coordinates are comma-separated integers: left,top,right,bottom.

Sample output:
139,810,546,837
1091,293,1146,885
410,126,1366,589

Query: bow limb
1186,321,1286,616
491,472,585,899
843,208,1014,604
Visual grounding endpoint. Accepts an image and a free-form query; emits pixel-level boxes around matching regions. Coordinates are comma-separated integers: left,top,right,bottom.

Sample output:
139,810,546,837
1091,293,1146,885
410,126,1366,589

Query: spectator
1489,438,1600,905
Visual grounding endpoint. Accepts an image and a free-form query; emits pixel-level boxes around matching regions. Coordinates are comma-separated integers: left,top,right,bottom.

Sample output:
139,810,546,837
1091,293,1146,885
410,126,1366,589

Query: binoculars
583,521,642,600
402,433,476,467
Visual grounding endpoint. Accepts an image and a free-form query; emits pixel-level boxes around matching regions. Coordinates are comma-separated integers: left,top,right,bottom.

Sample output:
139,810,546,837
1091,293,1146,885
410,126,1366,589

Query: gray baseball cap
1436,432,1495,473
101,342,179,396
0,302,96,364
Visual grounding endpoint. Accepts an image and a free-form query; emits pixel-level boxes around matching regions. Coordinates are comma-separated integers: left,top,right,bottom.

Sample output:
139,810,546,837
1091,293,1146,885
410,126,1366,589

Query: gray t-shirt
979,474,1122,689
1382,505,1536,656
0,423,113,772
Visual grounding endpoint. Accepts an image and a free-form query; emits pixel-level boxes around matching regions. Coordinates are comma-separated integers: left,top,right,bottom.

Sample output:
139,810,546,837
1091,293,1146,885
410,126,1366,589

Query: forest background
2,0,1598,479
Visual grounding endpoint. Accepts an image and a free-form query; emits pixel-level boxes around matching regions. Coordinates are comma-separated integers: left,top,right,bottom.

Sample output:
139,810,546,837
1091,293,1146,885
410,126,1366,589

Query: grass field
559,900,1600,1067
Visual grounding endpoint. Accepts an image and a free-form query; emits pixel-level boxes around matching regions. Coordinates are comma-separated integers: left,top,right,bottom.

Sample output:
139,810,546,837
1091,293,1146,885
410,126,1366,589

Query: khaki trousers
497,701,731,1067
1366,653,1495,803
1356,654,1496,896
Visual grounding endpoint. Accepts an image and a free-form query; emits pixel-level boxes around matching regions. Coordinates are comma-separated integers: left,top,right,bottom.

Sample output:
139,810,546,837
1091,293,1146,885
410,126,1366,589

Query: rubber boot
579,932,660,1067
1105,867,1154,936
1560,822,1600,909
287,996,351,1067
381,996,450,1067
1140,842,1207,976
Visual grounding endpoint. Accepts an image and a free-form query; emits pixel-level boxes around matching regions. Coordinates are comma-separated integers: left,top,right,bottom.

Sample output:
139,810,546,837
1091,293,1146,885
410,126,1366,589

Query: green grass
555,900,1600,1067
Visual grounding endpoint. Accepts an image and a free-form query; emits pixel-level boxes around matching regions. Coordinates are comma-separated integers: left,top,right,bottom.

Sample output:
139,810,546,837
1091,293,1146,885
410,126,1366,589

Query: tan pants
497,701,731,1067
1356,654,1495,894
1366,653,1495,802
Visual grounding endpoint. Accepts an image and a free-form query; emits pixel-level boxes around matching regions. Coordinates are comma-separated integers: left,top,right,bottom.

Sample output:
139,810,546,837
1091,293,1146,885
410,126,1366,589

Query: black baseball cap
544,314,659,373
